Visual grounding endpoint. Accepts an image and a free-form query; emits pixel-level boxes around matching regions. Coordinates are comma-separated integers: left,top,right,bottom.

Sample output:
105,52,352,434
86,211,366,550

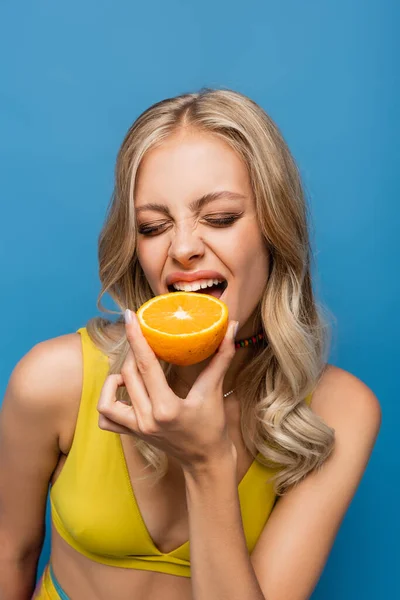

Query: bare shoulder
310,363,382,446
6,331,84,451
250,363,382,599
0,332,85,558
10,331,83,403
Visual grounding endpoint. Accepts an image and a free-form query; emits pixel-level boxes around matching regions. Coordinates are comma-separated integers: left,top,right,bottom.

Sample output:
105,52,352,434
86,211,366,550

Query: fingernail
233,321,239,339
124,309,133,324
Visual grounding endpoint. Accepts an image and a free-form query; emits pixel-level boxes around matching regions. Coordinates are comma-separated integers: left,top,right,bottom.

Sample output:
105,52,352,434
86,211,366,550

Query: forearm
183,450,265,600
0,554,40,600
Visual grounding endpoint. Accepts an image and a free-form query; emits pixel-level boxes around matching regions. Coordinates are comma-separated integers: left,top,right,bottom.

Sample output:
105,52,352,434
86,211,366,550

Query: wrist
183,441,237,482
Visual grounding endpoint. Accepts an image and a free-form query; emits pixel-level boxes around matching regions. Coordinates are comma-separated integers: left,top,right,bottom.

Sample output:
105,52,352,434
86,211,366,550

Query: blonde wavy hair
86,87,335,495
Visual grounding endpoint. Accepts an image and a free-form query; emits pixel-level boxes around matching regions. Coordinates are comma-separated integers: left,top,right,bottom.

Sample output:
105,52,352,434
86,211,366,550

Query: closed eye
137,213,242,236
137,222,168,235
203,215,240,226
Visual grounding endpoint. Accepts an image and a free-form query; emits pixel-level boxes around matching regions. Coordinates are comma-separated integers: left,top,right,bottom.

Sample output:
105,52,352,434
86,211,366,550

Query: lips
165,270,227,287
165,270,228,300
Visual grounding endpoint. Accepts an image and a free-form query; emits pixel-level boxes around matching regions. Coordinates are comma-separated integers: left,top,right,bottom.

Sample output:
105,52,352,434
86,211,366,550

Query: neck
170,321,265,394
171,346,250,394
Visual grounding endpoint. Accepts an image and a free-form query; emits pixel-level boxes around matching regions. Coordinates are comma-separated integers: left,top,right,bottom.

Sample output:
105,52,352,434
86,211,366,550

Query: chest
119,432,259,554
51,403,277,561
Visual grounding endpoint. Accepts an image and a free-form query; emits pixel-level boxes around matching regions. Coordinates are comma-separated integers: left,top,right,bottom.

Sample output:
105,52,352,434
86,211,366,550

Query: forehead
134,130,252,205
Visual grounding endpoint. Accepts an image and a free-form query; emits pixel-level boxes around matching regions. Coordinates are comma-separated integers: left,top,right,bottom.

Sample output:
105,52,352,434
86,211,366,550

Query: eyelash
138,215,240,236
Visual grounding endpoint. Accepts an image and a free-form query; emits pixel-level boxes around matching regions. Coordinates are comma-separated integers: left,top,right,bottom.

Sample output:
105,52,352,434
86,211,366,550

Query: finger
122,347,179,426
191,320,238,398
121,347,154,421
124,309,171,400
97,373,140,432
98,413,135,435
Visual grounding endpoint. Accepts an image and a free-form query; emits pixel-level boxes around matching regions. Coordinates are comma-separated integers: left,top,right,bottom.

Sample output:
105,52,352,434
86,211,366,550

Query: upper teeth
172,278,224,292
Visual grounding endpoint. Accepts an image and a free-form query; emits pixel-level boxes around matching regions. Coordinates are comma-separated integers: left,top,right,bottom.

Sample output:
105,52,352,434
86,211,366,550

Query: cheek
224,237,269,328
136,239,166,287
234,229,270,283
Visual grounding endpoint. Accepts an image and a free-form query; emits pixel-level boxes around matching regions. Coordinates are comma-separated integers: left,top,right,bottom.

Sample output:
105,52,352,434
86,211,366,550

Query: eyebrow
135,190,246,216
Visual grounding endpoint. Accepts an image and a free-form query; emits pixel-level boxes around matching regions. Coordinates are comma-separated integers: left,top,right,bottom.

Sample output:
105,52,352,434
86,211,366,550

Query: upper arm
0,333,83,561
250,365,382,600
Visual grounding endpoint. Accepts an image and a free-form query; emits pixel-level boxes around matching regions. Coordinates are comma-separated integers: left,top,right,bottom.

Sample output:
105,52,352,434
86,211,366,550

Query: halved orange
136,292,229,366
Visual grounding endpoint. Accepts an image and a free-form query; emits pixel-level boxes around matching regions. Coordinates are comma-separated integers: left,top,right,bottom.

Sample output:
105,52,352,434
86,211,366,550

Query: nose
167,226,205,267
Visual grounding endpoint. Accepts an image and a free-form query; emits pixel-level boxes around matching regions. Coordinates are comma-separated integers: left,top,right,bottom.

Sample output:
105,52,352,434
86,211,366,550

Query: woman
0,88,380,600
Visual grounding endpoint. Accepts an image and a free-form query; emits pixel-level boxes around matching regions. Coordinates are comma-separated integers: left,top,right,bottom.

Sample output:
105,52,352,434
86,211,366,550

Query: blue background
0,1,398,598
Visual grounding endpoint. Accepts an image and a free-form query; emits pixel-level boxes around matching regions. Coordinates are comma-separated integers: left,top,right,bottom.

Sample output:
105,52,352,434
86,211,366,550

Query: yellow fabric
33,565,61,599
49,326,313,578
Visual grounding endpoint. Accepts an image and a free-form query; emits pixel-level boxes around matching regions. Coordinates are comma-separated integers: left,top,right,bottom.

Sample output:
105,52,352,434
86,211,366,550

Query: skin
134,127,270,391
0,128,382,600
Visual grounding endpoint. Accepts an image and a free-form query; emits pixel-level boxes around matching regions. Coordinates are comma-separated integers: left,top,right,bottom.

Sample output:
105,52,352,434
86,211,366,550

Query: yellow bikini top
50,327,312,578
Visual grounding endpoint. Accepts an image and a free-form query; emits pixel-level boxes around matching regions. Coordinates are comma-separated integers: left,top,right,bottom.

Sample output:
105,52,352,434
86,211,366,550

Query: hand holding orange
136,292,229,365
99,298,237,467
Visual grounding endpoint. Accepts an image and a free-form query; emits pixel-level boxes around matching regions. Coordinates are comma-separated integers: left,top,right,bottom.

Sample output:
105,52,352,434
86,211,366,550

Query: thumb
192,320,238,396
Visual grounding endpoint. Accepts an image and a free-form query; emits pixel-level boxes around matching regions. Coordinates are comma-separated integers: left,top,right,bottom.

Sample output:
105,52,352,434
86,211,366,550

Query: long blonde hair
86,88,335,494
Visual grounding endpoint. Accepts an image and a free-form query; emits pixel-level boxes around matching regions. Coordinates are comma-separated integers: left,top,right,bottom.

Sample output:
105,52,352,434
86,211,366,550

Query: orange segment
136,292,229,366
141,293,225,334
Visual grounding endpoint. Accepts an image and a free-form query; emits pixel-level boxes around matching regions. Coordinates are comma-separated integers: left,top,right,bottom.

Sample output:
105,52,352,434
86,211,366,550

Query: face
134,129,270,338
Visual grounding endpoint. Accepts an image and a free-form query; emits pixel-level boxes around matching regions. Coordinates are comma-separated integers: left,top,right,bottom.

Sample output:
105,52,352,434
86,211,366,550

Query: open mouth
167,280,228,300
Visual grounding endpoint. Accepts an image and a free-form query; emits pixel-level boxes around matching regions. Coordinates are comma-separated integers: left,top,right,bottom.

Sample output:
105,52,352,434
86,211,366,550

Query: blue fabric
49,563,70,600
